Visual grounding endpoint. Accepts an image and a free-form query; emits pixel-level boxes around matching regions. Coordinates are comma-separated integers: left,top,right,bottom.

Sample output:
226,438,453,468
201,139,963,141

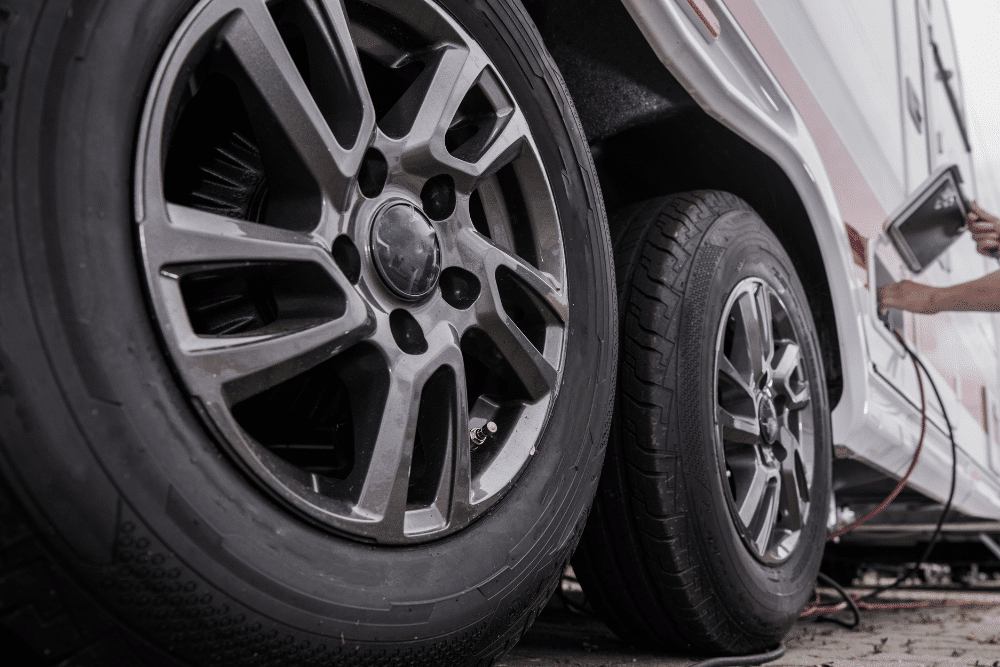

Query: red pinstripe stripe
723,0,888,238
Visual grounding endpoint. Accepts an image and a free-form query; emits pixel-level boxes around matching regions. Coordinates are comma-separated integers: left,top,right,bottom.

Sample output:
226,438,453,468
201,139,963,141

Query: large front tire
574,192,831,655
0,0,614,664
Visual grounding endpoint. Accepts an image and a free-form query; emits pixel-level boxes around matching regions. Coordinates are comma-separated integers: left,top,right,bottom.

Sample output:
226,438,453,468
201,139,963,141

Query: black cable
814,572,860,629
687,643,785,667
813,331,958,630
856,333,958,603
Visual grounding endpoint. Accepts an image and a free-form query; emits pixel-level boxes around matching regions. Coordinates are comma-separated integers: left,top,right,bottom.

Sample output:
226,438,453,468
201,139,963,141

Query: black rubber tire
573,192,831,655
0,1,615,665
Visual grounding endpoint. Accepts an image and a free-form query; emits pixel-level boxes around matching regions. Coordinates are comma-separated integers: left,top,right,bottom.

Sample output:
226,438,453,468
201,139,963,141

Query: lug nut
470,421,497,447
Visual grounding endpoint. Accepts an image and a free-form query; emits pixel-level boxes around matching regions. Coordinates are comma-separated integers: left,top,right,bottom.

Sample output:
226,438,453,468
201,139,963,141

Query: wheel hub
370,202,442,300
758,393,780,445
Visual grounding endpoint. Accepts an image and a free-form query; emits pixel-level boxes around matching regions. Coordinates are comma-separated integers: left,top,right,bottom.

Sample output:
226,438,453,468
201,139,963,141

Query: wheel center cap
370,203,442,299
758,395,780,445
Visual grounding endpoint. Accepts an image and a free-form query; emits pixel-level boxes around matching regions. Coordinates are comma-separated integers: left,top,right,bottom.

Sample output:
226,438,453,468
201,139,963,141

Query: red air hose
803,330,964,626
826,330,927,542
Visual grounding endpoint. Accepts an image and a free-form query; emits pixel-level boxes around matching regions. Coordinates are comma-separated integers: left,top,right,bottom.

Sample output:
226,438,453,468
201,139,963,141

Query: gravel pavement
498,589,1000,667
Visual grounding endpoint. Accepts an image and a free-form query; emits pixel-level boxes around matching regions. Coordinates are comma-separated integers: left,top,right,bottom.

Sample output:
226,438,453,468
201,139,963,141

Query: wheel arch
595,115,844,408
523,0,845,407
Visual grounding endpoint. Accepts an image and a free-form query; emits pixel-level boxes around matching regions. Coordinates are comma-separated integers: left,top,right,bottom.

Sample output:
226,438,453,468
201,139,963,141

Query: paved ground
498,588,1000,667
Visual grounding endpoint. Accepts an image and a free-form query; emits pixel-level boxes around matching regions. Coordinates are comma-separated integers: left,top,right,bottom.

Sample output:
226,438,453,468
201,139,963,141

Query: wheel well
524,0,843,406
594,117,842,406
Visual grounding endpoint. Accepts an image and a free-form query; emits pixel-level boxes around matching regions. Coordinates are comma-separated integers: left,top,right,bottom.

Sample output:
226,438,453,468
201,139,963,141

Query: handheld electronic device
886,164,974,273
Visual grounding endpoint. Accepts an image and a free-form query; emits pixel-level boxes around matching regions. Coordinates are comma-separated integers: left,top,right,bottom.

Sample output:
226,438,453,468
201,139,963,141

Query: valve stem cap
470,421,498,447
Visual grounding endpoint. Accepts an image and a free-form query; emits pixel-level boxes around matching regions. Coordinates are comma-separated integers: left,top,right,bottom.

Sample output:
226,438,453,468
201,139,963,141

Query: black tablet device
886,164,969,274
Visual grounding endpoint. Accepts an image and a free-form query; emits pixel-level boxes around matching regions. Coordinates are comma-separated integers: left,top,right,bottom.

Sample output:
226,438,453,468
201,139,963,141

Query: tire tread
574,192,766,654
0,480,165,667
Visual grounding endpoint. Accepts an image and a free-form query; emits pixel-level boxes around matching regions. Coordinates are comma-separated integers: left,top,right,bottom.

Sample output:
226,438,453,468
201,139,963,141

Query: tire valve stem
470,421,498,448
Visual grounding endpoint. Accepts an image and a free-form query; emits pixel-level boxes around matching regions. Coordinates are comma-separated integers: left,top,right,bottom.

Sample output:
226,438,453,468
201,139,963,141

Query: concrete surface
498,589,1000,667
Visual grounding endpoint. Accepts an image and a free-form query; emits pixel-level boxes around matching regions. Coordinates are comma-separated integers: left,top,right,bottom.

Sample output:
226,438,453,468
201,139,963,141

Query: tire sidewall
4,0,612,649
682,208,831,631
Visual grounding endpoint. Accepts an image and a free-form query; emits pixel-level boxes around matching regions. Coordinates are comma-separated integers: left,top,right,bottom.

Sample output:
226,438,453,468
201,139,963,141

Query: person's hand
878,280,940,314
968,200,1000,257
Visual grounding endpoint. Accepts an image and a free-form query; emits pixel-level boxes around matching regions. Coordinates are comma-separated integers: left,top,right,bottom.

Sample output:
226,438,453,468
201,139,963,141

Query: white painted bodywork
619,0,1000,519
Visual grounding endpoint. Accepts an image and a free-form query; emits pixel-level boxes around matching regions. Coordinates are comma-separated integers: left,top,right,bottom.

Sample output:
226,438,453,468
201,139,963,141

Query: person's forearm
932,270,1000,312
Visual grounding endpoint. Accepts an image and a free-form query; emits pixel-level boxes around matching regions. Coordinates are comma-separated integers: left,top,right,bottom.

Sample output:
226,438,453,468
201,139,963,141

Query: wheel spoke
778,423,809,493
718,407,760,445
718,353,754,399
220,0,369,207
456,229,564,400
143,203,332,268
771,341,800,385
142,202,373,405
394,44,484,150
309,0,377,145
779,459,806,531
173,302,372,406
355,330,467,535
777,423,808,528
750,480,779,556
442,348,473,526
395,46,527,191
458,227,567,322
353,366,422,528
440,109,528,192
477,307,557,401
737,460,770,528
755,283,775,367
772,342,809,408
776,424,802,460
405,341,473,535
449,364,472,522
735,291,768,385
470,176,516,254
734,460,780,556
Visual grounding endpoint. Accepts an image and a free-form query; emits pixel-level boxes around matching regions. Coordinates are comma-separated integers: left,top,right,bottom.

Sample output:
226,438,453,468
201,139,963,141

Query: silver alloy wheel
135,0,567,544
714,278,814,563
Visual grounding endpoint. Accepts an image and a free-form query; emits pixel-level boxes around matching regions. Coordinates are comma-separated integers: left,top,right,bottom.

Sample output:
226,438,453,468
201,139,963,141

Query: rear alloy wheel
573,192,831,655
0,0,614,664
717,277,816,563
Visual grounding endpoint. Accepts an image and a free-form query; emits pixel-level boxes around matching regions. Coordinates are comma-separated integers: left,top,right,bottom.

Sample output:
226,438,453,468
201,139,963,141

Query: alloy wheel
135,0,567,544
715,278,814,563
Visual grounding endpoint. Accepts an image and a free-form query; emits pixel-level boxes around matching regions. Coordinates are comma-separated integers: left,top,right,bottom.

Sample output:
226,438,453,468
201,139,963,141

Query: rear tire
574,192,831,655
